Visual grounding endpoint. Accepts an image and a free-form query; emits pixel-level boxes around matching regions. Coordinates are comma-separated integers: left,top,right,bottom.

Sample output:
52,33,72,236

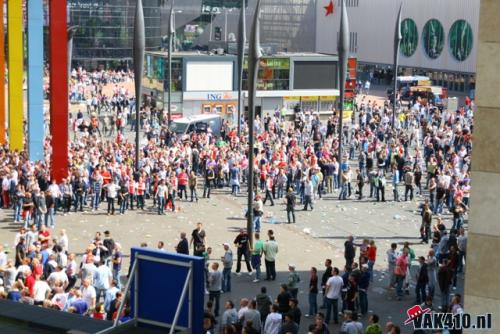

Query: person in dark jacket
415,256,429,304
285,187,296,224
175,232,189,255
280,312,299,334
320,259,333,309
277,284,292,315
344,236,355,269
255,286,272,323
438,259,452,311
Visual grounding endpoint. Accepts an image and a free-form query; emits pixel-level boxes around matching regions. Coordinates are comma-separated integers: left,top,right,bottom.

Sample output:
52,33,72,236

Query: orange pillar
0,0,5,145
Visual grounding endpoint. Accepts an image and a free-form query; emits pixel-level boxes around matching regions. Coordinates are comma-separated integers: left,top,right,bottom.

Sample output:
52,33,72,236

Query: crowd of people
0,67,474,334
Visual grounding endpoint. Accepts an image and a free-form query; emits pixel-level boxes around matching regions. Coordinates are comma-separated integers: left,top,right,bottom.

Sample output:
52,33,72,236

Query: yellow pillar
8,0,24,151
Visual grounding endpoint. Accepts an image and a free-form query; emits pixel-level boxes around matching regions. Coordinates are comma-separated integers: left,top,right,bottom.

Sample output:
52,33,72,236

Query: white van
169,114,222,136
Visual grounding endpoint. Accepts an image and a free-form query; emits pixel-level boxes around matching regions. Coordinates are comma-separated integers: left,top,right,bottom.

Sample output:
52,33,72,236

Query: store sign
183,91,238,101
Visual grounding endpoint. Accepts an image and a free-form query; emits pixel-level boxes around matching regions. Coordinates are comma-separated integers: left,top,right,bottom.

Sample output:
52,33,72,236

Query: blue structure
97,247,205,334
27,0,45,161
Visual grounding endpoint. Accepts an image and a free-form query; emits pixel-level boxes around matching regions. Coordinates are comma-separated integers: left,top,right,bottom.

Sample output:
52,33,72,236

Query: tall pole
392,3,403,130
237,0,246,136
337,0,349,188
134,0,145,172
67,26,79,78
247,0,262,247
49,0,69,182
168,0,175,126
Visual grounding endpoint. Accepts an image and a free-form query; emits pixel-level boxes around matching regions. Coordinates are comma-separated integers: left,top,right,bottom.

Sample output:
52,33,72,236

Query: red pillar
49,0,68,182
0,0,5,145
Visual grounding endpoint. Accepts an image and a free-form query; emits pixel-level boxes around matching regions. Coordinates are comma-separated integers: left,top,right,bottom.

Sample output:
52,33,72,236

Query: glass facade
69,0,316,68
144,54,183,96
69,0,166,67
242,58,290,91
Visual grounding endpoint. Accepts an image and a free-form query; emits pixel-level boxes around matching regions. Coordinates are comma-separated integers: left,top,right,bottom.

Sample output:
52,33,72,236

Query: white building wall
315,0,480,73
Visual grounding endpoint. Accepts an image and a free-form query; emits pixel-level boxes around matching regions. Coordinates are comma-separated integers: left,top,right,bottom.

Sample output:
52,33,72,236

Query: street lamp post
133,0,145,172
167,0,175,126
237,0,246,136
247,0,262,247
392,3,403,130
337,0,349,190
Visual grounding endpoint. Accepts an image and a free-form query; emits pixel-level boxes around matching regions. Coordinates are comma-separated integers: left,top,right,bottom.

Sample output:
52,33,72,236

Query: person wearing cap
287,264,300,299
221,243,233,293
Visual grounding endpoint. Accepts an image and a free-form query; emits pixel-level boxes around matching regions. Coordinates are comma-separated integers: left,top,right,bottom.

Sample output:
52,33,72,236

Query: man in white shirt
0,245,8,270
47,266,69,290
325,267,344,324
81,278,97,310
33,274,51,305
93,260,112,303
263,304,282,334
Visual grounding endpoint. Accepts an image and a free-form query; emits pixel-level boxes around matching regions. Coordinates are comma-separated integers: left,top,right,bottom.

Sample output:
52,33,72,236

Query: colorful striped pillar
27,0,45,161
0,1,6,145
49,0,69,182
7,0,24,151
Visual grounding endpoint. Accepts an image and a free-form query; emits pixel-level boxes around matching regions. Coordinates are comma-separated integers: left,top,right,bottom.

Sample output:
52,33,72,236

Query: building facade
315,0,480,95
142,52,339,119
68,0,317,68
68,0,166,68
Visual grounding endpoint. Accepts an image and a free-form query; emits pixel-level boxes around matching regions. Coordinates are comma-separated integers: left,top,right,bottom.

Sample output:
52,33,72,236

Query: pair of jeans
287,208,296,224
190,187,199,201
395,275,405,298
415,282,427,304
74,193,84,212
209,291,221,317
157,197,165,215
265,260,276,280
222,267,231,292
308,292,318,316
23,211,32,228
303,195,313,210
44,208,55,228
14,203,22,222
203,183,211,198
236,248,252,273
359,289,368,314
137,195,145,209
178,185,188,200
253,216,261,232
263,190,274,205
339,184,348,200
93,188,101,209
113,269,122,289
325,297,339,324
367,260,375,282
107,197,115,214
405,185,414,201
119,197,127,214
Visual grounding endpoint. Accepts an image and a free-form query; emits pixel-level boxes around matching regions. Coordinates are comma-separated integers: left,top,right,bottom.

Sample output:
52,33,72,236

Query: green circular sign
449,20,473,61
401,18,419,57
422,19,444,59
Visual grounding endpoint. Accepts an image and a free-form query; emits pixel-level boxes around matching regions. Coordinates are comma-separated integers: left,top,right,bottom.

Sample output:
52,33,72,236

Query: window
242,58,290,91
336,32,358,54
337,0,359,7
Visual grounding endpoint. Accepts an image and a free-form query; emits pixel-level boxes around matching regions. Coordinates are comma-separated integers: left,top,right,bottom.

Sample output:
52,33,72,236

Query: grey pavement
0,184,464,334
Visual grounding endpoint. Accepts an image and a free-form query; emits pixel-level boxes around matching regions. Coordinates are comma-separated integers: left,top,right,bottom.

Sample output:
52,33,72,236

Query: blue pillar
27,0,45,161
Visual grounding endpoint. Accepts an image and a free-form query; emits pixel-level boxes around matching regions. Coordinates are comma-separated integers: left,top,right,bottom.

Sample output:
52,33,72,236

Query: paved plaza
0,163,464,334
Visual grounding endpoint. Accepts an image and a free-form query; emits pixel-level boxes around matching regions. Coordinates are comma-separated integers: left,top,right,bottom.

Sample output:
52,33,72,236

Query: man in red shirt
177,169,189,200
394,248,409,300
38,225,51,248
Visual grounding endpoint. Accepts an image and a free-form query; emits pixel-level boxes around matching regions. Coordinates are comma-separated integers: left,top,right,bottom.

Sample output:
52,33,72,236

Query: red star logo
324,0,334,16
